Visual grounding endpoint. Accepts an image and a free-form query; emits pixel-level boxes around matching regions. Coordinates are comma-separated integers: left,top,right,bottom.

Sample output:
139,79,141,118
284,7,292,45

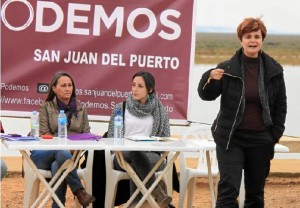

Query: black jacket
198,48,287,150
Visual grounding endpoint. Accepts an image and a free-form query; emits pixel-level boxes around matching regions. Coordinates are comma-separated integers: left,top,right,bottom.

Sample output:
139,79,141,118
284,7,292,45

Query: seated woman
1,121,8,180
107,71,172,208
30,71,95,208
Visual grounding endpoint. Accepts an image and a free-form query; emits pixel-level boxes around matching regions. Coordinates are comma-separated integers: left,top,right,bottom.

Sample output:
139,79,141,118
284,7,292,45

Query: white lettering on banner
81,100,109,109
127,8,156,39
164,105,174,113
33,49,60,62
1,83,29,91
32,49,180,69
129,54,179,69
35,1,63,32
23,97,44,105
33,49,97,64
102,53,126,66
64,51,97,64
1,0,181,40
83,89,130,99
93,5,124,37
159,10,181,40
67,3,91,35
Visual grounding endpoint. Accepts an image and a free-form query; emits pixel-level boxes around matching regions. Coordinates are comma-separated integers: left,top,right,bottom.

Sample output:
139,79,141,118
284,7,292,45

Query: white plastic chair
179,124,219,208
23,150,94,208
104,149,174,208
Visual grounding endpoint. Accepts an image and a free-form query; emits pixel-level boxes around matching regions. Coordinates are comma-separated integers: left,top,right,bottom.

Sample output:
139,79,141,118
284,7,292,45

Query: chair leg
214,172,220,197
23,176,40,208
105,179,119,208
79,173,93,208
186,177,196,208
164,171,173,197
178,174,189,208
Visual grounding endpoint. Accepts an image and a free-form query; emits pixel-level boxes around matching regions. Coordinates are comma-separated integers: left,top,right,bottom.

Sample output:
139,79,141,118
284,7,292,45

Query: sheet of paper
125,135,178,142
1,135,40,141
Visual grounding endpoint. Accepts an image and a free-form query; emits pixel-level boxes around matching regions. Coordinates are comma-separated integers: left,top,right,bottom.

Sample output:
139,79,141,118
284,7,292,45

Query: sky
196,0,300,35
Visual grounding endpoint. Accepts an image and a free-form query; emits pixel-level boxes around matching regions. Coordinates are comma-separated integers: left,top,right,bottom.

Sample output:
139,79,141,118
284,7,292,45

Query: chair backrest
181,124,212,141
180,124,218,176
179,124,218,208
77,150,94,199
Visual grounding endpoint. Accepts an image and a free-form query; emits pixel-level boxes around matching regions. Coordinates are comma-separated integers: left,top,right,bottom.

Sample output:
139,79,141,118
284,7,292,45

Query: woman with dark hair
30,71,95,207
107,71,172,208
198,17,287,207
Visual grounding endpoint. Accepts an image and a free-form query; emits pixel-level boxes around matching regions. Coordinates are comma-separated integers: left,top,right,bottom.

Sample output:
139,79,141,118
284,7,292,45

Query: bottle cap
116,109,121,116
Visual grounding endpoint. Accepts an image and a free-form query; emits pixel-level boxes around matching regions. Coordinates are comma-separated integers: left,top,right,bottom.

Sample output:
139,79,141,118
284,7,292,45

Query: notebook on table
67,133,101,141
1,134,40,141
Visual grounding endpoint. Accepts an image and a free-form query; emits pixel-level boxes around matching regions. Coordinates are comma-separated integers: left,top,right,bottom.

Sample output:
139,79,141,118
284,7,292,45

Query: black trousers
216,129,274,208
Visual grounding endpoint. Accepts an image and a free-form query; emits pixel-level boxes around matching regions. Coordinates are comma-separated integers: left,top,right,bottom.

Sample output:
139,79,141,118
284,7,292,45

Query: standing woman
31,71,95,207
107,71,172,208
198,17,287,208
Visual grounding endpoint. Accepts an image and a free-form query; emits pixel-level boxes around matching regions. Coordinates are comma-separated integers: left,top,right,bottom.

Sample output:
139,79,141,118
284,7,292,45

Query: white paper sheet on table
125,135,178,142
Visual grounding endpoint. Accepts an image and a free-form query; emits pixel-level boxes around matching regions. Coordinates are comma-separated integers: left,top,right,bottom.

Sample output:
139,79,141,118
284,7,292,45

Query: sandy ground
1,172,300,208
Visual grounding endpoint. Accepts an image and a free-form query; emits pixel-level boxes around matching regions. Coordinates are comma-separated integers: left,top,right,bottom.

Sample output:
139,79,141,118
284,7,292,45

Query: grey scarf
126,93,170,137
258,57,273,127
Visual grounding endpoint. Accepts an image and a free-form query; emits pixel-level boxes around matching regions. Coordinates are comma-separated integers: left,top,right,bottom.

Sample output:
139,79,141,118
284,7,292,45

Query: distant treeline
195,33,300,65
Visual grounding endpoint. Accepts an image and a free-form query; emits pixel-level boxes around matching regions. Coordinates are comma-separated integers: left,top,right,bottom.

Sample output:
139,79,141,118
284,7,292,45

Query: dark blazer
198,48,287,150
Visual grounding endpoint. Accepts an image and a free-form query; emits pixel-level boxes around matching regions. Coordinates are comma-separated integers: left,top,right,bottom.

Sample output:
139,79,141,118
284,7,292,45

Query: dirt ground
1,172,300,208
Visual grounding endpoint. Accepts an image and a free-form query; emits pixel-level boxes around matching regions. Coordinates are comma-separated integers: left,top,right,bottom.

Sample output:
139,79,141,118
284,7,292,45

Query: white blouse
124,108,154,137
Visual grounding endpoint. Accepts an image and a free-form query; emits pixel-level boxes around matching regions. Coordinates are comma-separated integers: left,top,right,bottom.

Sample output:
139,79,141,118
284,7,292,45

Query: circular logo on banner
1,0,34,31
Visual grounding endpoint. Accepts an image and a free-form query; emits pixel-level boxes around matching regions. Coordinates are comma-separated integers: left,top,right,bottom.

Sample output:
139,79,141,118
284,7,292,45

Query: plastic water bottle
114,109,123,144
58,110,67,144
30,111,39,138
